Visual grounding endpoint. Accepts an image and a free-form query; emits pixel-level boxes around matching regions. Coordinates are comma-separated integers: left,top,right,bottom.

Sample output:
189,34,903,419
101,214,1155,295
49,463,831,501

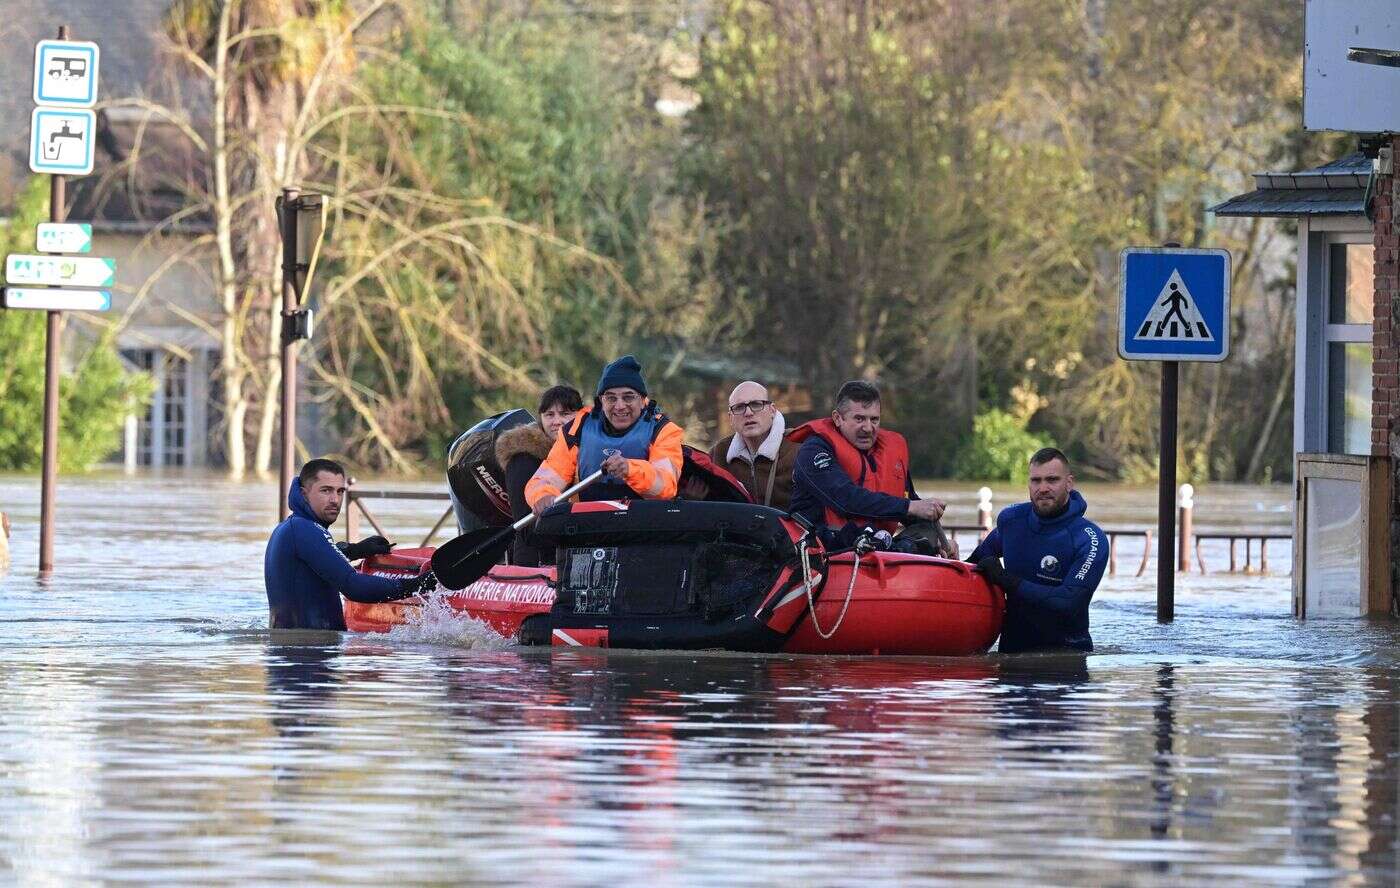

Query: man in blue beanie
526,355,685,511
967,447,1106,652
265,458,438,630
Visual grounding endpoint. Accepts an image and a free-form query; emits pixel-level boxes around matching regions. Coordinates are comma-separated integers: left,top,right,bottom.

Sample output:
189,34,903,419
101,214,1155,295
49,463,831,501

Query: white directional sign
32,39,100,108
5,253,116,288
29,108,96,175
36,223,92,254
2,287,110,312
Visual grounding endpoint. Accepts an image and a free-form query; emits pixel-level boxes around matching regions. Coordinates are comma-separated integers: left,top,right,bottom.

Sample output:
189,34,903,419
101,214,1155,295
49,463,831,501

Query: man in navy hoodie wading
968,447,1106,653
265,459,436,630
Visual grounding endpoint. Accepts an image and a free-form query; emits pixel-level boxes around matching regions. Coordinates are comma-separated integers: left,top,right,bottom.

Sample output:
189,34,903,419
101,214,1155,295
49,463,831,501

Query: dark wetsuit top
967,491,1106,653
263,480,413,630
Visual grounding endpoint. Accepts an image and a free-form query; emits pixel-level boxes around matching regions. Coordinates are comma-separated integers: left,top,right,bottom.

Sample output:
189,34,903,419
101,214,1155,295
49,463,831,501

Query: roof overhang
1210,152,1372,219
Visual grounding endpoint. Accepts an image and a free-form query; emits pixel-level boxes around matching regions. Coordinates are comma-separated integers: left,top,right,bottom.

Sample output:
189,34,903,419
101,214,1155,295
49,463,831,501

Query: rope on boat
798,538,859,640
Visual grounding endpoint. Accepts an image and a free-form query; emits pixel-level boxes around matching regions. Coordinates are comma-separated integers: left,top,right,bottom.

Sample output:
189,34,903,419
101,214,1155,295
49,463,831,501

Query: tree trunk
251,92,297,476
213,1,246,477
1244,349,1294,481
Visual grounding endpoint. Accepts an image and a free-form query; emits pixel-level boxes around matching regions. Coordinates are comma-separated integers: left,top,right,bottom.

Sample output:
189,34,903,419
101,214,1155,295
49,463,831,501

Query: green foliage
0,178,152,471
953,409,1050,483
683,0,1311,481
314,12,720,468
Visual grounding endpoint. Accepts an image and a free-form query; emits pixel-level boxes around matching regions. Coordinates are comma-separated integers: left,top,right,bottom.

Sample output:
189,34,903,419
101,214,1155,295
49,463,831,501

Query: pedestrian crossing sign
1118,247,1231,362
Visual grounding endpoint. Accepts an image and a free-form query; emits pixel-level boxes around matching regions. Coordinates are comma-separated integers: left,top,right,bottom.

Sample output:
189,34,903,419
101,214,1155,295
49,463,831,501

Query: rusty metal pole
38,24,70,575
278,187,300,520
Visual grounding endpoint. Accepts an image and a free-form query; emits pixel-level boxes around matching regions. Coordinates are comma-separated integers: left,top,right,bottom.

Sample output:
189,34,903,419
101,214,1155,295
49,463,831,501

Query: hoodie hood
1027,489,1087,533
287,479,329,526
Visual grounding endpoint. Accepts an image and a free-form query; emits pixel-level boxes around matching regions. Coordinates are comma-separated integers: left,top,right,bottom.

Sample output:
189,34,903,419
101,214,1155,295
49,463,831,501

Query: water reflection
0,476,1398,884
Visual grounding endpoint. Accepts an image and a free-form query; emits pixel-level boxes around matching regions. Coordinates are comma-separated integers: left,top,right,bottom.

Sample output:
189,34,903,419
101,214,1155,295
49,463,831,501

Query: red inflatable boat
346,499,1002,655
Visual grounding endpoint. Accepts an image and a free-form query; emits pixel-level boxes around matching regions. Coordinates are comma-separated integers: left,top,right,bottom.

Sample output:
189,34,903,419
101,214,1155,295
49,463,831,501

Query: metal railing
343,483,455,548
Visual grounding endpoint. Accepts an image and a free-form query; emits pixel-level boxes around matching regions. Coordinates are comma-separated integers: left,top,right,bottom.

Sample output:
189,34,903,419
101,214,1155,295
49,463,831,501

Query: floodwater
1,473,1397,886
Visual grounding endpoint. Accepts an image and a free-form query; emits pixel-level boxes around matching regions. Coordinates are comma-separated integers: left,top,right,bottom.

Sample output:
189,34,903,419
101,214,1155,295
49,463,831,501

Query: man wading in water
264,458,436,630
968,447,1106,653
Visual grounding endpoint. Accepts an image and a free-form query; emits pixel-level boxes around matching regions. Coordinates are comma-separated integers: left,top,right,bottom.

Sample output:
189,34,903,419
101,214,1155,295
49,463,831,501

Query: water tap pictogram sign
29,108,96,175
1118,247,1231,362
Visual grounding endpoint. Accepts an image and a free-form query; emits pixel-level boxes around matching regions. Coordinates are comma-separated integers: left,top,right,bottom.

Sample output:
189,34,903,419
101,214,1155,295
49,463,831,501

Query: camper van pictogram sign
32,39,100,108
1118,247,1231,363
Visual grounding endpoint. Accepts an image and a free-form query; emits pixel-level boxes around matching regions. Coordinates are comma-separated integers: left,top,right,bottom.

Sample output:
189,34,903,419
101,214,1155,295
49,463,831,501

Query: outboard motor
446,408,534,534
522,500,808,651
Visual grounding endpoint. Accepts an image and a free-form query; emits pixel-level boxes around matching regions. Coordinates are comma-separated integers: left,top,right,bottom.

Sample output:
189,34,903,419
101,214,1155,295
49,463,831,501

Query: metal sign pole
38,23,69,575
278,186,300,520
1157,360,1178,623
1119,241,1229,626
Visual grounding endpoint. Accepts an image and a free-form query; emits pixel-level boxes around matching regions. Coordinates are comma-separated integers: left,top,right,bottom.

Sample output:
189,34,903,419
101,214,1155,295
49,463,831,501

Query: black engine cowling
522,500,803,650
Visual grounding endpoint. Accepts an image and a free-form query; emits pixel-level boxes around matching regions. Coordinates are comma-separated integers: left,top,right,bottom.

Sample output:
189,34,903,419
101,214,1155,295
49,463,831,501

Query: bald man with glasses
708,381,799,509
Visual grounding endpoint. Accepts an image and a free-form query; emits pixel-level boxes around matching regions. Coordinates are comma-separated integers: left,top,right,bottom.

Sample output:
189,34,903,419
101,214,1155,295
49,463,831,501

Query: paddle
431,469,607,590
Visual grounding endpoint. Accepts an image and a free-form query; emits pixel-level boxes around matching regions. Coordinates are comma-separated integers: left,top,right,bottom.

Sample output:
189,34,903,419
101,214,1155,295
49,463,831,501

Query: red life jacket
788,417,910,534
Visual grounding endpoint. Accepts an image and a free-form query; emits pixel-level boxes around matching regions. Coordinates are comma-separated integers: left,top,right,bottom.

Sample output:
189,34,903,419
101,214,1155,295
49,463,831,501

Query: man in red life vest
789,380,954,555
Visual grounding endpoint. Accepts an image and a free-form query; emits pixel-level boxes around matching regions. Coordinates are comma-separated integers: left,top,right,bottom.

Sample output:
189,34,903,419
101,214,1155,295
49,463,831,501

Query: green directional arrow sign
4,253,115,288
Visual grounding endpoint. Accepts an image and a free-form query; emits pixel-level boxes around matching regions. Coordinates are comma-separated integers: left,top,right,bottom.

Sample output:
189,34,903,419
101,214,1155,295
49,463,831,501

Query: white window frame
1295,218,1374,455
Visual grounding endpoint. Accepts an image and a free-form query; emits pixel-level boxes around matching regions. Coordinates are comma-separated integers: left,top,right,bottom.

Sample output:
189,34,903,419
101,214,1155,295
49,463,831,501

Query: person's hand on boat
532,495,557,518
601,452,630,481
940,536,960,560
681,476,709,500
339,535,394,561
906,497,946,522
976,556,1020,593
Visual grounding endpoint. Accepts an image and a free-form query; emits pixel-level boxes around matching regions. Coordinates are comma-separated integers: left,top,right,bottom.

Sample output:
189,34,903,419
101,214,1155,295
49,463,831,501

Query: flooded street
1,474,1397,886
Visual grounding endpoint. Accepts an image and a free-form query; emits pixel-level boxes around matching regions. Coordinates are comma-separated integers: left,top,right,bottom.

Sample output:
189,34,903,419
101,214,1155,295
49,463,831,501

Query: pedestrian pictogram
1134,270,1214,342
1118,247,1230,362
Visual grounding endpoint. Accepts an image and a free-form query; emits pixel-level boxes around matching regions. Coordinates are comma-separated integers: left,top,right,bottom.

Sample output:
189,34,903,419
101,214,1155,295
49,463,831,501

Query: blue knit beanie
596,355,647,396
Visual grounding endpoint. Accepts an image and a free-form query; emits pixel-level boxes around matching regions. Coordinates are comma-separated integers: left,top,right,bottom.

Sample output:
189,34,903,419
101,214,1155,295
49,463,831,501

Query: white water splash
365,589,513,650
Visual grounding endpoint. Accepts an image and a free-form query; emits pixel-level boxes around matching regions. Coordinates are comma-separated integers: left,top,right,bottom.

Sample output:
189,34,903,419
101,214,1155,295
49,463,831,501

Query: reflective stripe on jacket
525,403,684,505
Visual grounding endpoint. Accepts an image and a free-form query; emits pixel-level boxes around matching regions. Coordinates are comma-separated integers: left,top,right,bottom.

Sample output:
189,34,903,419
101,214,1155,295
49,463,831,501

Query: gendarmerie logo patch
1040,555,1059,573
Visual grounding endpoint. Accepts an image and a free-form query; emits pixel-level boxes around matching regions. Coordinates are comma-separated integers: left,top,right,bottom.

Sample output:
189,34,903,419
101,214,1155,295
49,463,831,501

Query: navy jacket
790,436,915,545
264,481,411,630
968,491,1106,653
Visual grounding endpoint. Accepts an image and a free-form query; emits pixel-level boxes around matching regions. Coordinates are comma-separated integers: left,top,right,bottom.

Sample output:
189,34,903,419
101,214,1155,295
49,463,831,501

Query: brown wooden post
1177,483,1193,572
345,477,359,541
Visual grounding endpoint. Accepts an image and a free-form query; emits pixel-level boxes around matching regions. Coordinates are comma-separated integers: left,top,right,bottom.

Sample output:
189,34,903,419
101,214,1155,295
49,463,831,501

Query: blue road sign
1118,247,1231,362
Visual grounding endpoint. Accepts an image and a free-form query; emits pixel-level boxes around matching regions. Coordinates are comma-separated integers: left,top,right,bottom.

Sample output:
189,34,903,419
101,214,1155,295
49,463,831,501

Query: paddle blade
431,526,515,590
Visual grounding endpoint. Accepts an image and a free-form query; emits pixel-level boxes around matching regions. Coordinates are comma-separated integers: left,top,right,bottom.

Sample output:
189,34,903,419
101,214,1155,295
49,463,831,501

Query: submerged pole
278,186,299,520
38,24,70,575
1157,360,1178,622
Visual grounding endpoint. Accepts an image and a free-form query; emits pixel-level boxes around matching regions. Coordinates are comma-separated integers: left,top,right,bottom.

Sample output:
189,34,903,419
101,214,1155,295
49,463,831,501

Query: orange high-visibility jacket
525,403,684,506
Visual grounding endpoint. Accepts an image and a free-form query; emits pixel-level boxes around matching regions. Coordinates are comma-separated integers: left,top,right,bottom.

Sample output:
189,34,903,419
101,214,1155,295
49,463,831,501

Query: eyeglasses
727,399,773,415
601,393,641,407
